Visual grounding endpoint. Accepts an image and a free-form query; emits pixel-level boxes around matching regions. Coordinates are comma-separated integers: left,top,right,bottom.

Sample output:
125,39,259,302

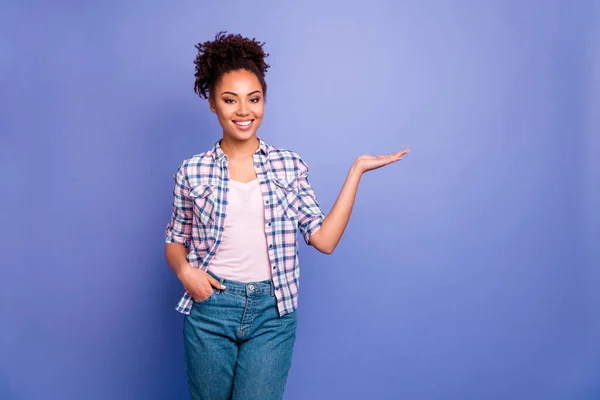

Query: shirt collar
212,136,269,163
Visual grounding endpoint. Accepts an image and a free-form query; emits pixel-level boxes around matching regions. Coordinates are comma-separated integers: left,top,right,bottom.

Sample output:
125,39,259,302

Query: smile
233,119,254,130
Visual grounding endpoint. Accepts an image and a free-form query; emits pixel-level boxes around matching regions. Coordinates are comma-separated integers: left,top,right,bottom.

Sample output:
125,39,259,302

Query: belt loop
270,280,274,296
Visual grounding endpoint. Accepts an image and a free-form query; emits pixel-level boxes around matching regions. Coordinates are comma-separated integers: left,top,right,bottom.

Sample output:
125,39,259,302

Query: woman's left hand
353,148,411,174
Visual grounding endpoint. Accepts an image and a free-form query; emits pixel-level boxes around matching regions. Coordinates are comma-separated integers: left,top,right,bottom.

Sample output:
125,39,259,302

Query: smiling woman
163,31,409,400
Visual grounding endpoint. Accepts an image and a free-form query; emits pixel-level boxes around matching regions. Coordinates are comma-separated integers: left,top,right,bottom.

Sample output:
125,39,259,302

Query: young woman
164,31,410,400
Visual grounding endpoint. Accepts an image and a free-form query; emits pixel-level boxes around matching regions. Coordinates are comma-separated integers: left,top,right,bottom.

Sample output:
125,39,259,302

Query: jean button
248,284,255,290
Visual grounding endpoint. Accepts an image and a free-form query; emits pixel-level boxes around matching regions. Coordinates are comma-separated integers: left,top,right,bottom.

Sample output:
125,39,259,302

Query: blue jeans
183,270,298,400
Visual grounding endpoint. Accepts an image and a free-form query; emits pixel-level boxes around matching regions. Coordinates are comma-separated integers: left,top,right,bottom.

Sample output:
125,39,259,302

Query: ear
209,98,216,113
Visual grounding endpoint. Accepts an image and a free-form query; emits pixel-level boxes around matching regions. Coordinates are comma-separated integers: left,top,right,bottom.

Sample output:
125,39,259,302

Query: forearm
310,163,362,254
165,242,193,279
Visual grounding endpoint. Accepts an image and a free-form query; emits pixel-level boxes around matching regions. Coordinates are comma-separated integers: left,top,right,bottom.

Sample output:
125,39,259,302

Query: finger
207,275,227,289
388,155,403,164
194,289,213,302
390,149,407,158
380,158,397,167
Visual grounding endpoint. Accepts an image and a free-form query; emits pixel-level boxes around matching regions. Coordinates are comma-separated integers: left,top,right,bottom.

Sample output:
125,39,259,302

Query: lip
232,119,254,131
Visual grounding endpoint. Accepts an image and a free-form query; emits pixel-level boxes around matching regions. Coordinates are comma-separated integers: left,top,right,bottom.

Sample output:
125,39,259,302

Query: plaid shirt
165,136,325,317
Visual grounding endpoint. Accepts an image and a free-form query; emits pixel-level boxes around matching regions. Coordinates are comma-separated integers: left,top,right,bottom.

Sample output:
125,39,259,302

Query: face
210,69,264,143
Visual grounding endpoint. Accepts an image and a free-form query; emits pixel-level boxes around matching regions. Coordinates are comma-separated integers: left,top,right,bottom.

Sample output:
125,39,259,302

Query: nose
236,102,249,116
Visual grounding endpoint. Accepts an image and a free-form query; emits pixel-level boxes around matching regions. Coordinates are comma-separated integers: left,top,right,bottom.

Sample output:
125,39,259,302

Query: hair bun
194,31,270,100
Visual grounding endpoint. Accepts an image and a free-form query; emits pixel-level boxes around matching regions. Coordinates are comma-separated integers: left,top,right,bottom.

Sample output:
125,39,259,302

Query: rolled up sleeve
295,157,325,246
165,163,193,247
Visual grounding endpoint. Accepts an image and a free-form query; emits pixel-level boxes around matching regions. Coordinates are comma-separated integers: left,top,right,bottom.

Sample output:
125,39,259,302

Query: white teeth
235,120,252,126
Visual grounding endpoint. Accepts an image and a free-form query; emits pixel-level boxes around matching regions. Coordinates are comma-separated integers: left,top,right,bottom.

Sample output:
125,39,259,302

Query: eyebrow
221,90,262,96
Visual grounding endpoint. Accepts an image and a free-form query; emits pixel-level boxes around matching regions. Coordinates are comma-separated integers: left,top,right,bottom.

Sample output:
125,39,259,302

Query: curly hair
193,31,270,102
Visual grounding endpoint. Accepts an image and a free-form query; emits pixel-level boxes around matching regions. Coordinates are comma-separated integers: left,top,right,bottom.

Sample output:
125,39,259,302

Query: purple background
1,1,599,399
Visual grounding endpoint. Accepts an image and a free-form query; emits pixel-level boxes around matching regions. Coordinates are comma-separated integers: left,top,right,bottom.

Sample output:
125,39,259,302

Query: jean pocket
193,289,218,304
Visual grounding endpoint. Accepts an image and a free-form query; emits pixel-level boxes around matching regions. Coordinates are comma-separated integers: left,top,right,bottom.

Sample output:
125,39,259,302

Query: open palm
355,148,411,174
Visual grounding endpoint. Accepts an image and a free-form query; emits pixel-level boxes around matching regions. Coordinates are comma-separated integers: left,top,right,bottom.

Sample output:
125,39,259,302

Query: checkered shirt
165,136,325,317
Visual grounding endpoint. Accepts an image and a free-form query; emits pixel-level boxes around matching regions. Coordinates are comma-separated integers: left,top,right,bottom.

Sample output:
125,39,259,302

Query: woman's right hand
178,265,226,301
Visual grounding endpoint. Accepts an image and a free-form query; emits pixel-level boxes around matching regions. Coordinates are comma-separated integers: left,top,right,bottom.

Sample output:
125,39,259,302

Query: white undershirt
207,178,272,282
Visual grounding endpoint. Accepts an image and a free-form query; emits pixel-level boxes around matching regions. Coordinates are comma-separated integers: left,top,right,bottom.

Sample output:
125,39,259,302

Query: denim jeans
183,269,298,400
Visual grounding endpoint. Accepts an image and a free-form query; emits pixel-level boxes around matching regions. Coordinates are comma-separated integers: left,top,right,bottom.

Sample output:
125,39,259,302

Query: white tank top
208,178,272,282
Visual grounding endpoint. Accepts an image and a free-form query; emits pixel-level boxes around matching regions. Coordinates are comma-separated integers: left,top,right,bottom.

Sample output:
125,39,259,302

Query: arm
164,163,225,296
165,242,193,280
164,163,195,278
309,148,411,254
308,164,361,255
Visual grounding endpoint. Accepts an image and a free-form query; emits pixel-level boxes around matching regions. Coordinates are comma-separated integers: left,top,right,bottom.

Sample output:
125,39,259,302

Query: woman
164,31,410,400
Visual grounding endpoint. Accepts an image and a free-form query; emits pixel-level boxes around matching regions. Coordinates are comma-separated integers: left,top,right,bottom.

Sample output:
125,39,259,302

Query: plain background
1,1,599,399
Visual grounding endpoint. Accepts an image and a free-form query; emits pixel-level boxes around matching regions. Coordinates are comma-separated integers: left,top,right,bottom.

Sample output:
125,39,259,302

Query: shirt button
266,200,269,204
268,223,271,226
273,266,276,269
269,244,273,248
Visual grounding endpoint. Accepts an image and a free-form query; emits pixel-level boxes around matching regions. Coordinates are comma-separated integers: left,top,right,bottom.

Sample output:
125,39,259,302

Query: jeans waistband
205,269,274,296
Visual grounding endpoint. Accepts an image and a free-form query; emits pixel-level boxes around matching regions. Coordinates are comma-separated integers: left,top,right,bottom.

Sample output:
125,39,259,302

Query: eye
250,97,261,103
224,98,235,104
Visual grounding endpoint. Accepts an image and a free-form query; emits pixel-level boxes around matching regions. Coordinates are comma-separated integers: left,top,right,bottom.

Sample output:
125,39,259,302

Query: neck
220,135,260,160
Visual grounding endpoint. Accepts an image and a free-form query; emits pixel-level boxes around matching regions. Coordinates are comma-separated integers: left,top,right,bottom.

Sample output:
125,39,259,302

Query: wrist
350,161,364,177
176,263,193,281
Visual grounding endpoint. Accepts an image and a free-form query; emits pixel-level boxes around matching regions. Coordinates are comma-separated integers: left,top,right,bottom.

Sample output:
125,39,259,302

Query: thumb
207,275,226,290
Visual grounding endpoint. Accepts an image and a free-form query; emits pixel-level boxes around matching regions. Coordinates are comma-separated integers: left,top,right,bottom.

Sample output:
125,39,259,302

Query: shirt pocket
189,184,216,226
272,178,298,220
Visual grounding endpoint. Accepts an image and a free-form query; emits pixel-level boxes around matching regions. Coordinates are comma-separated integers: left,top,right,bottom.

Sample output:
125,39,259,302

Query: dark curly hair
193,31,270,102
